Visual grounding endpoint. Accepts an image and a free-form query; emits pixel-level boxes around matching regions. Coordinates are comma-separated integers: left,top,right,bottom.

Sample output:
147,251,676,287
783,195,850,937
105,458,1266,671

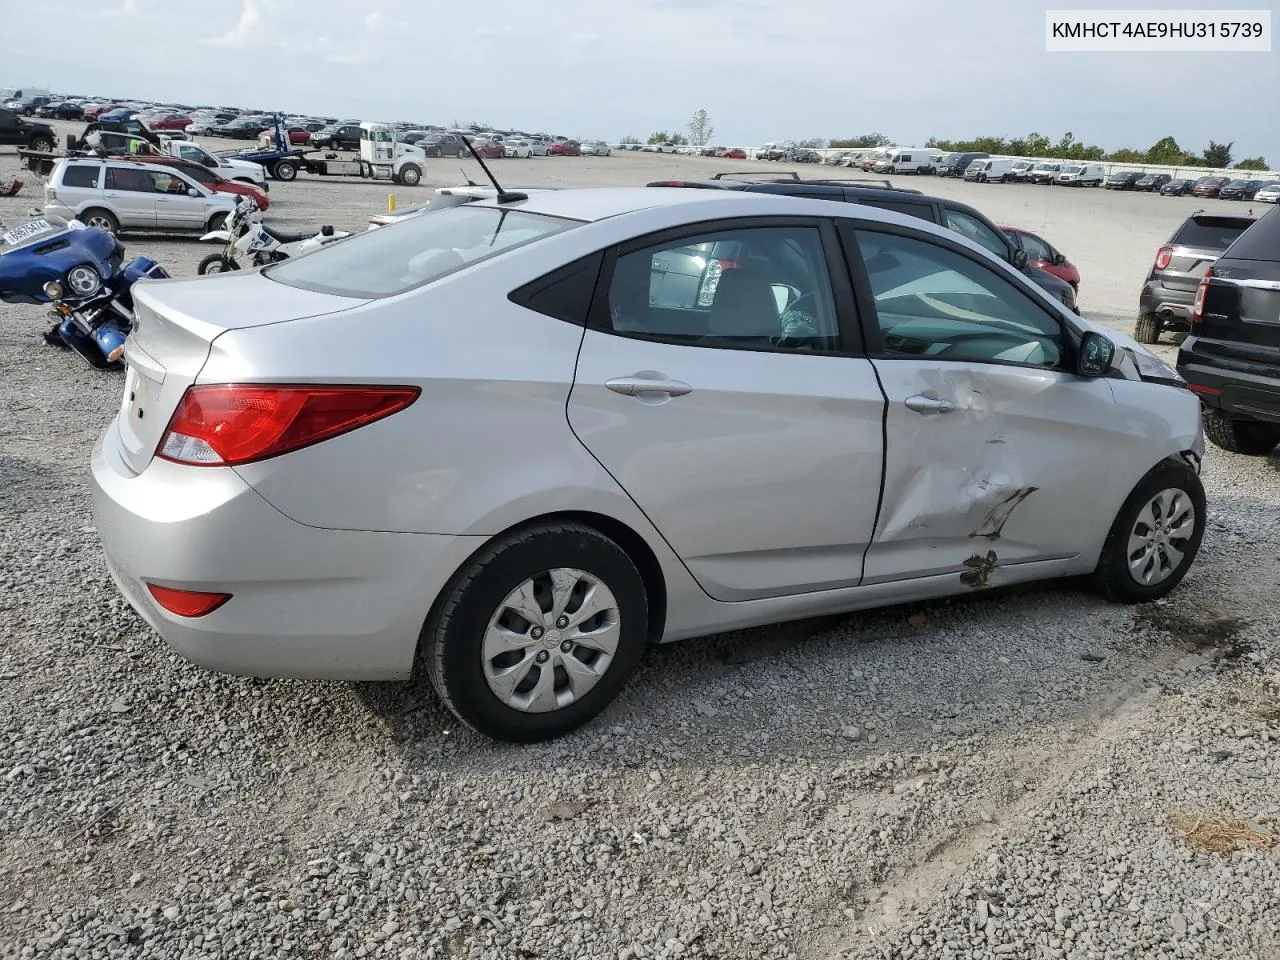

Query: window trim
585,215,866,357
835,218,1083,373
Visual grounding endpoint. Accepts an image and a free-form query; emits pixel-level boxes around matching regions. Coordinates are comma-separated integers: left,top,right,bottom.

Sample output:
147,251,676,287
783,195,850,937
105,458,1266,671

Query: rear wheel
198,254,240,275
80,208,118,234
206,212,228,233
273,160,298,181
1202,408,1280,455
1134,313,1162,344
1092,461,1205,603
423,522,649,743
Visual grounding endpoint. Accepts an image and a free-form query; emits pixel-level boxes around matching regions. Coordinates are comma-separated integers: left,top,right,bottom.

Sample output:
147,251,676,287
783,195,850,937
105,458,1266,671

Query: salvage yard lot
1,140,1278,959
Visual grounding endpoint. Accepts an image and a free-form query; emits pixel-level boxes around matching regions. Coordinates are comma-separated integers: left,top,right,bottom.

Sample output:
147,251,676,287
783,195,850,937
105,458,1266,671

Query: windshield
1062,165,1084,174
266,204,578,298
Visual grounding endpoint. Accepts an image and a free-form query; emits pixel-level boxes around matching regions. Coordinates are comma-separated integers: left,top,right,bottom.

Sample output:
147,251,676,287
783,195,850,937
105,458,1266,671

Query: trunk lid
1157,214,1256,293
116,271,369,474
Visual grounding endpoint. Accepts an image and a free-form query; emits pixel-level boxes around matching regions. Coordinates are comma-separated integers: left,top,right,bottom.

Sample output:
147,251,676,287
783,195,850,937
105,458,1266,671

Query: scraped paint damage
970,486,1039,541
960,550,998,588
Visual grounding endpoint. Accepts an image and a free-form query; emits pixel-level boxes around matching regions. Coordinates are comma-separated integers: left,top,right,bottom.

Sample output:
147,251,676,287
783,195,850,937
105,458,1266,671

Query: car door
103,167,158,228
836,220,1120,586
567,218,886,602
148,168,206,228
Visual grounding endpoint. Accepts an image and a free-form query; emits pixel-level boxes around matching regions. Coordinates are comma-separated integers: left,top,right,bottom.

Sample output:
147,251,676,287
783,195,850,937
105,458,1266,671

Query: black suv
646,173,1080,312
1176,209,1280,455
419,134,468,158
1136,211,1257,344
0,108,57,152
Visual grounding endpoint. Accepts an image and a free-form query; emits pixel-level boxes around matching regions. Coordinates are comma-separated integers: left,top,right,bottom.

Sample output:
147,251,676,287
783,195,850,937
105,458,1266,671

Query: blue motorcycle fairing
0,225,122,305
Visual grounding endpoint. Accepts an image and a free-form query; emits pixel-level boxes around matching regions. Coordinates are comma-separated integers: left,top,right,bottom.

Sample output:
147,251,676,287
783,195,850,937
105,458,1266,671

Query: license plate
2,219,54,246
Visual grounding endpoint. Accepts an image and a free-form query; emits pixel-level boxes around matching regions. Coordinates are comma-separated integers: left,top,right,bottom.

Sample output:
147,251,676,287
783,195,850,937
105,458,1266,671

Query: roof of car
471,187,767,222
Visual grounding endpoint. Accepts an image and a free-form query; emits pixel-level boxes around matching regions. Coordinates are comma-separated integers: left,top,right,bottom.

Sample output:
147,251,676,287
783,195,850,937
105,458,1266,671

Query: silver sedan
91,188,1206,742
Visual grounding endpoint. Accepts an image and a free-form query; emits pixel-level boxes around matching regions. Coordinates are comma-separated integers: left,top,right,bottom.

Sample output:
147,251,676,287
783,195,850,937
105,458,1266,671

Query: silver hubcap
482,568,620,713
1127,487,1195,586
88,217,111,230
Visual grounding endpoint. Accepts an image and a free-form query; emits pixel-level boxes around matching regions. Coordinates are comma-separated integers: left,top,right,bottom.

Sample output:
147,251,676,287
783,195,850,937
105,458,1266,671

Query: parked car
1135,210,1257,344
147,114,192,131
644,176,1082,313
1191,176,1229,198
550,141,582,156
1002,226,1080,290
418,133,468,158
89,186,1206,743
504,138,534,159
1177,209,1280,454
1104,170,1143,190
1218,178,1267,201
1255,181,1280,203
580,140,612,156
965,158,1015,183
1134,173,1172,192
35,100,85,120
1005,159,1036,183
470,139,504,159
1160,178,1196,196
0,107,57,153
1057,163,1105,187
716,147,747,160
280,126,313,145
42,157,238,235
126,154,270,210
213,118,270,141
1028,161,1064,184
938,152,989,177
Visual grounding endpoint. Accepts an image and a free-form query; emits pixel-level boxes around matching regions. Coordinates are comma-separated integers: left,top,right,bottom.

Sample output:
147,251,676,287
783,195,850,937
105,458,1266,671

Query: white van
874,148,943,175
1057,163,1105,187
1006,159,1036,182
964,158,1015,182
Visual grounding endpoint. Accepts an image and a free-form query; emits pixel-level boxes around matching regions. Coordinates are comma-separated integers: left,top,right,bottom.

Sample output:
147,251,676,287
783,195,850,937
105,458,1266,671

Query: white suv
43,158,238,235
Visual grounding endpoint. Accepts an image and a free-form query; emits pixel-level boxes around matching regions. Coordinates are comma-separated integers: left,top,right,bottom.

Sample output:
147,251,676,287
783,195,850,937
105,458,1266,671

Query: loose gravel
2,137,1279,959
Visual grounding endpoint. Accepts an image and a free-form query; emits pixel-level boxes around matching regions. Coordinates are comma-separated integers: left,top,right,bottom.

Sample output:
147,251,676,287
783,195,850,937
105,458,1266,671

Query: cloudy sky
4,0,1275,163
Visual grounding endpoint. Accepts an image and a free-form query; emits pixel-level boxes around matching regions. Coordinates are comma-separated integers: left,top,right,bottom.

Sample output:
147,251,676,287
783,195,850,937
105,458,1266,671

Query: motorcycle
197,197,349,275
0,212,168,368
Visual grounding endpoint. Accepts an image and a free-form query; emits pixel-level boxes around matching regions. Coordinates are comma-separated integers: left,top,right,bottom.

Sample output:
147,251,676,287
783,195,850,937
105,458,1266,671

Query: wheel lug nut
560,641,573,653
530,627,544,640
556,616,569,629
535,651,549,664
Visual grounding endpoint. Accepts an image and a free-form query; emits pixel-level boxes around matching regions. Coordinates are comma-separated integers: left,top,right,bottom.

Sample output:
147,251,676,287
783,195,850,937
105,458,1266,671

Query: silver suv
43,157,238,235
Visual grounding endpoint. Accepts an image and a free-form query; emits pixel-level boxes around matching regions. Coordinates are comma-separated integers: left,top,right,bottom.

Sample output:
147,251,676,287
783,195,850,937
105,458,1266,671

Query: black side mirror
1077,331,1116,377
1052,252,1066,266
1011,248,1029,270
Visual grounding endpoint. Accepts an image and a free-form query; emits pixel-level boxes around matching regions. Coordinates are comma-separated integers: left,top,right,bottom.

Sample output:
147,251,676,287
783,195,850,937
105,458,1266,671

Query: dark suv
1136,211,1257,344
646,173,1080,311
0,107,57,152
938,151,989,178
419,133,469,158
1176,209,1280,455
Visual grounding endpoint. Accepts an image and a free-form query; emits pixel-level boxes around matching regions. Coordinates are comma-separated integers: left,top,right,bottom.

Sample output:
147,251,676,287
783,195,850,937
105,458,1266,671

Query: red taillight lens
1154,245,1173,270
1190,268,1213,326
156,384,420,467
146,583,232,618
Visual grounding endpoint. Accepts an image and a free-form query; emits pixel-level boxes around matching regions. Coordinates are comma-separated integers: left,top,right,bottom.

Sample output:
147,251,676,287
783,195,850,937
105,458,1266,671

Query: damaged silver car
91,188,1205,742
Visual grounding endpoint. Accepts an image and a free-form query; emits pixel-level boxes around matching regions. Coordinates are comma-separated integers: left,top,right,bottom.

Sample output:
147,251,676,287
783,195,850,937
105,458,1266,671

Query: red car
128,155,270,211
716,147,746,159
283,126,312,145
1001,225,1079,290
83,103,119,119
550,140,581,156
473,140,503,159
148,114,192,131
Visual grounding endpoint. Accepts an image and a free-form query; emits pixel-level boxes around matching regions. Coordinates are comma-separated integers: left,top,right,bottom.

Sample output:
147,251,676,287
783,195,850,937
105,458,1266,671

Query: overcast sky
4,0,1276,163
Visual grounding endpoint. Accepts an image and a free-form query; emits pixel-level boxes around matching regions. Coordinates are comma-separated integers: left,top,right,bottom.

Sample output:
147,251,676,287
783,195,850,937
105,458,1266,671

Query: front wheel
273,160,298,181
1202,408,1280,455
1092,462,1205,603
198,254,240,275
29,137,54,153
423,522,649,743
399,164,421,186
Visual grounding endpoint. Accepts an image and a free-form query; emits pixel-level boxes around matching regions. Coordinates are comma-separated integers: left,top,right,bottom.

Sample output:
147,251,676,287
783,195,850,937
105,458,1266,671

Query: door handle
905,395,955,414
605,376,693,397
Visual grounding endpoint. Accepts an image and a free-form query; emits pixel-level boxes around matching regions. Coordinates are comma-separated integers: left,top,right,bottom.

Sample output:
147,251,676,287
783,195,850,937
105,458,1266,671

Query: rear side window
1170,217,1252,251
1223,208,1280,262
266,204,578,298
858,198,933,222
508,253,603,325
61,164,101,188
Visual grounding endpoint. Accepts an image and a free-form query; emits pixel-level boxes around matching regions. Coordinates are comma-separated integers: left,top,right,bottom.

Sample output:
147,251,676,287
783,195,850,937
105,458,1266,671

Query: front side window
1014,231,1052,261
850,229,1063,368
602,225,840,353
267,204,577,299
943,209,1011,261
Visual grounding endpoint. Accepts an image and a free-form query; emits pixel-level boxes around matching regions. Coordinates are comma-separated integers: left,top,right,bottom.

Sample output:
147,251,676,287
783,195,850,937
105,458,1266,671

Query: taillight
146,584,231,618
156,383,420,467
1154,245,1173,270
1190,268,1212,326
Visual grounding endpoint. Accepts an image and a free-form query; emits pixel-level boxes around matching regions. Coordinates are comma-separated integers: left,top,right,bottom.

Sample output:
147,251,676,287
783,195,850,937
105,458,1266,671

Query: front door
145,169,205,228
837,222,1120,585
103,167,158,228
568,219,885,602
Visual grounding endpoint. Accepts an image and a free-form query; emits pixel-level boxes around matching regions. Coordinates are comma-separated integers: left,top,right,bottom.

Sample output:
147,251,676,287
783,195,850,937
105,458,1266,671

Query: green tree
1234,156,1268,170
797,137,828,149
1144,136,1188,165
831,133,892,148
1107,148,1147,163
687,109,714,147
1202,140,1233,167
647,131,687,145
620,134,641,145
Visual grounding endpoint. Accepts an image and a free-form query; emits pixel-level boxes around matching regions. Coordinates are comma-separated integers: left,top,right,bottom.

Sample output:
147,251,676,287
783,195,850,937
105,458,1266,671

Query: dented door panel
862,359,1119,585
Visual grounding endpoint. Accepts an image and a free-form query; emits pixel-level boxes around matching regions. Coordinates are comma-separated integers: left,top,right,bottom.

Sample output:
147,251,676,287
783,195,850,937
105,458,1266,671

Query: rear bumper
1140,282,1196,324
1177,340,1280,422
89,419,485,680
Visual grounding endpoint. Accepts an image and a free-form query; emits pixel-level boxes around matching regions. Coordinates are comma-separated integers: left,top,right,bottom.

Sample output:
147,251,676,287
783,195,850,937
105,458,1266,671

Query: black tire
1092,461,1206,603
206,212,228,233
1134,313,1162,344
273,160,298,181
423,522,649,743
197,254,240,275
399,163,421,186
29,137,54,154
1202,408,1280,455
80,208,118,234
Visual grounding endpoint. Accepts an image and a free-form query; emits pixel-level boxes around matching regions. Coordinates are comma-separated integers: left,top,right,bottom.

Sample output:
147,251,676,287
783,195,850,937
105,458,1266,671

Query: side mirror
1011,248,1029,270
1052,253,1066,266
1077,331,1116,377
188,188,200,196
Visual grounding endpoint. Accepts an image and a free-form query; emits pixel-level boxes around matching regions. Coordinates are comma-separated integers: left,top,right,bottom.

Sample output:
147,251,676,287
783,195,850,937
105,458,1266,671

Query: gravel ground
2,131,1278,960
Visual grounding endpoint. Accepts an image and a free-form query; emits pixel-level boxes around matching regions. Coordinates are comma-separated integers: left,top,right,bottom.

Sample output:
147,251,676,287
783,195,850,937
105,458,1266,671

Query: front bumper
90,419,485,680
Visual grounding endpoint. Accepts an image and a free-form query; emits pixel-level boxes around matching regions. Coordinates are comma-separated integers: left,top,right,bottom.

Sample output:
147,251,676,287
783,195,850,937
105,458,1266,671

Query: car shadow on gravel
0,451,63,517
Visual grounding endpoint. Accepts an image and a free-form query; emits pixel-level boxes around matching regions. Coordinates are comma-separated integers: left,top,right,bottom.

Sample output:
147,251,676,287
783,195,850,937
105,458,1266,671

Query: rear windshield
265,204,578,298
1170,216,1253,250
1223,208,1280,262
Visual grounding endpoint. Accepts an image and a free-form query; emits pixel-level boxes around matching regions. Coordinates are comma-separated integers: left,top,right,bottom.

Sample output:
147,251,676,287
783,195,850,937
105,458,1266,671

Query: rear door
103,167,158,228
567,217,887,602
